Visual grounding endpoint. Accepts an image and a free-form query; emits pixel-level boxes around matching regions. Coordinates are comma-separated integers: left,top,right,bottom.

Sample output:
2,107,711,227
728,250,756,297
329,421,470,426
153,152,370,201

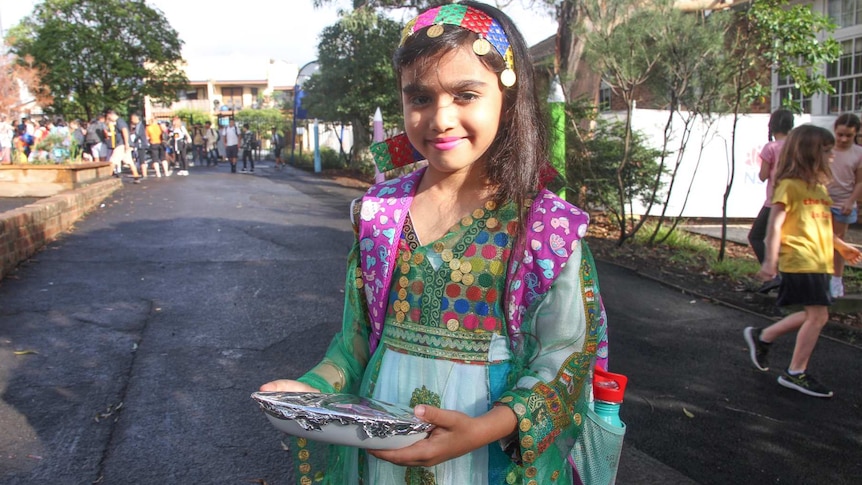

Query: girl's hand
756,261,778,282
258,379,320,393
369,405,490,467
841,200,854,215
838,245,862,265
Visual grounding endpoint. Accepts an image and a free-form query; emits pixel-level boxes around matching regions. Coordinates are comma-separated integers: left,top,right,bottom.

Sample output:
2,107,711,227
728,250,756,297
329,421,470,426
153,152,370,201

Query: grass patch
710,258,760,279
633,221,718,258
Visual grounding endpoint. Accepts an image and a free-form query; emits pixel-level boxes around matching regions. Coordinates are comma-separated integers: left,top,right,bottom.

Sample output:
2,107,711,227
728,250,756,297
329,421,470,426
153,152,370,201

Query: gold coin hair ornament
400,3,517,88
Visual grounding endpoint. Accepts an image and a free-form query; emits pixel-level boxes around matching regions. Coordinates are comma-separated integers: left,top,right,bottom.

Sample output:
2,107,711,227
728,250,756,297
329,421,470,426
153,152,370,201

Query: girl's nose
430,99,457,132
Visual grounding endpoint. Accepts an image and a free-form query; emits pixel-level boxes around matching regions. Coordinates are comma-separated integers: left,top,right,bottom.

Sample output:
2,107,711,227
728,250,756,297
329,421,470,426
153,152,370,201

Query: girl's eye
455,92,479,102
409,95,431,106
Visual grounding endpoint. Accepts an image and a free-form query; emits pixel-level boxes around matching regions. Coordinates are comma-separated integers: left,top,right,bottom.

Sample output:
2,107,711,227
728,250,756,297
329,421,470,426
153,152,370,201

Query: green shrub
292,147,344,171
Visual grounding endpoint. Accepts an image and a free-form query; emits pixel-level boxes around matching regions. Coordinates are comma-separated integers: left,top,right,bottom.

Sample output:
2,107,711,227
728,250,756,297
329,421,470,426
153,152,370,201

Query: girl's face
834,124,857,150
824,144,835,164
400,46,503,176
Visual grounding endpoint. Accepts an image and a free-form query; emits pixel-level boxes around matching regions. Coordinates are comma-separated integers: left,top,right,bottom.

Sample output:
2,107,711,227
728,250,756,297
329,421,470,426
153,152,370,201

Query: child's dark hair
834,112,862,132
392,1,547,211
775,125,834,188
767,109,794,141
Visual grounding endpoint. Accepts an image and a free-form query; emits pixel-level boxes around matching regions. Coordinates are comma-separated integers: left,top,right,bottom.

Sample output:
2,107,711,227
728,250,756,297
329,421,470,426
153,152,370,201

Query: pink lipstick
431,137,462,151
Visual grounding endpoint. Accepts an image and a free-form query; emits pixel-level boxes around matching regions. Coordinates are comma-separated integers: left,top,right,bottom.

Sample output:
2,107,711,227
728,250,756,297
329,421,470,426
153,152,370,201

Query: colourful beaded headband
399,3,517,88
371,5,519,174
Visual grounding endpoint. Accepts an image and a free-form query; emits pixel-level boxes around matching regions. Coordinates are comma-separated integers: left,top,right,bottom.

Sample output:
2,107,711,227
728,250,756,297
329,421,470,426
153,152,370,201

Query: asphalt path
0,163,859,484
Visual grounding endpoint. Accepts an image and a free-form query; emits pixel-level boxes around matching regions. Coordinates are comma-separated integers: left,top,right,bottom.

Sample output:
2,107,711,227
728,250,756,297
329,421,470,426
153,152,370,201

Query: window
829,0,862,28
221,87,243,110
599,80,612,112
826,38,862,113
776,74,812,113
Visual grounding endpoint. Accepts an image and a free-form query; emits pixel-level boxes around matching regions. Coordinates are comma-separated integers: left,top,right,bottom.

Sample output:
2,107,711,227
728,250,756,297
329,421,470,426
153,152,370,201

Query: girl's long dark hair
392,1,548,222
767,109,794,141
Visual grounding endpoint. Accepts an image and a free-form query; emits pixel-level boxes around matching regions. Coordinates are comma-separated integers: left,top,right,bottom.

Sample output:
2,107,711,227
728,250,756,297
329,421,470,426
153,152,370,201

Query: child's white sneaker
830,277,844,298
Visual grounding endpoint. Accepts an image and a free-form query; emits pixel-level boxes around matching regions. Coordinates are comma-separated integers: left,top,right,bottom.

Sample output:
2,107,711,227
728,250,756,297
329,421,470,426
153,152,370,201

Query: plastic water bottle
593,367,627,428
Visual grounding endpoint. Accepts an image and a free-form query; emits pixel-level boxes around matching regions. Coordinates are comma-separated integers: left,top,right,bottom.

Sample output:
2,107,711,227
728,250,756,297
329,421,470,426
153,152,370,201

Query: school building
145,58,299,123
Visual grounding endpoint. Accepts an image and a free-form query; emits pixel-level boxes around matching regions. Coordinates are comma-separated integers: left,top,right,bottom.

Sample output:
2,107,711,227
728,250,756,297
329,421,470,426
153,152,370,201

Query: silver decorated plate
252,392,434,450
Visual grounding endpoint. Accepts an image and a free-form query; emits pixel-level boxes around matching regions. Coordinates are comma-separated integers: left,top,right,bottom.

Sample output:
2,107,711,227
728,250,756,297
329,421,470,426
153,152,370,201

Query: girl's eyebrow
402,79,489,95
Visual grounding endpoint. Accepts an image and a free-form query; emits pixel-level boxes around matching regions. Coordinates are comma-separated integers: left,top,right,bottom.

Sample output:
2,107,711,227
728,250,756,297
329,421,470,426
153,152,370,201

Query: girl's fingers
258,380,319,393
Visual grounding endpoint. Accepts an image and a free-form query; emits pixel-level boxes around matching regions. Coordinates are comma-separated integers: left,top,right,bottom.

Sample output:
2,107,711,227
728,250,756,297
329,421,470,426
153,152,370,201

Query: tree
173,108,213,127
234,108,288,136
6,0,188,120
301,8,402,167
1,50,53,116
714,0,840,260
642,4,731,245
580,0,663,245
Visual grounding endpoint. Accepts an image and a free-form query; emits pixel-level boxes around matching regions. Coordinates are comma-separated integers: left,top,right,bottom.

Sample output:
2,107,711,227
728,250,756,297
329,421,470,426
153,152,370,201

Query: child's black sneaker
777,370,833,398
743,327,770,371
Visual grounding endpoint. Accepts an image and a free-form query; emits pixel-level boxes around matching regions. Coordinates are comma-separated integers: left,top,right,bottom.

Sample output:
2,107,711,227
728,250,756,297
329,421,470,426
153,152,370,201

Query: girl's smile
400,46,504,176
430,137,463,151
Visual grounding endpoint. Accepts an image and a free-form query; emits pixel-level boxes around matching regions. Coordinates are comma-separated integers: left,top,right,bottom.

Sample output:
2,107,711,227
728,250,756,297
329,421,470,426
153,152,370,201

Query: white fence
607,109,837,219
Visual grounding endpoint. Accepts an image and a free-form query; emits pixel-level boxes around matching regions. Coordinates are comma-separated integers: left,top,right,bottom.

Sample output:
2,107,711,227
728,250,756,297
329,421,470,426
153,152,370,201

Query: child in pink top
748,109,794,292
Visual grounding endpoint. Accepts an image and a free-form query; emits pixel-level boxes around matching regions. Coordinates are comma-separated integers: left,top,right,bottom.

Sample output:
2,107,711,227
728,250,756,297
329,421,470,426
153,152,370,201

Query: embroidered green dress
296,199,599,485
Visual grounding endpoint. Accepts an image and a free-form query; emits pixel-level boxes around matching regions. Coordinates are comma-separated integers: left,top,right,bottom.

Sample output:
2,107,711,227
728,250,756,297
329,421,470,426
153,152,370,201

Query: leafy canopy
6,0,188,119
301,8,402,160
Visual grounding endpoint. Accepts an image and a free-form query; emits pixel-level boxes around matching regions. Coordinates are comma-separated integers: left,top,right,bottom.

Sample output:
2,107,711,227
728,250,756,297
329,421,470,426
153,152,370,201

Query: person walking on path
826,113,862,298
748,109,794,293
271,128,284,169
144,117,171,178
221,119,241,173
105,109,142,183
170,117,191,176
745,125,862,398
259,2,608,484
130,112,149,176
191,123,205,167
240,126,255,173
204,121,219,166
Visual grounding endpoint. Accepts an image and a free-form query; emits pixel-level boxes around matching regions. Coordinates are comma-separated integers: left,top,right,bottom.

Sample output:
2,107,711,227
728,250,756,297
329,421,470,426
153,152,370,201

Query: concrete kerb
0,178,123,281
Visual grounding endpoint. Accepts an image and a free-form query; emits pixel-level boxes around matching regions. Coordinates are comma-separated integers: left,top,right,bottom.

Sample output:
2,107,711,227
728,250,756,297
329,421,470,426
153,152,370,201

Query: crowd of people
0,110,285,181
0,113,83,163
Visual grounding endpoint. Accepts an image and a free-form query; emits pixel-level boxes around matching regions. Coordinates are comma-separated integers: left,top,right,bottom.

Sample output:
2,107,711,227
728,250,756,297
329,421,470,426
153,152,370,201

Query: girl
261,2,607,484
826,113,862,297
745,125,862,398
748,109,794,276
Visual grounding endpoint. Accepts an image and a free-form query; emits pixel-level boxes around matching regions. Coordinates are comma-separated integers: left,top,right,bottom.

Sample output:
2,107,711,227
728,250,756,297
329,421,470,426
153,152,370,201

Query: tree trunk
557,1,601,103
350,116,370,169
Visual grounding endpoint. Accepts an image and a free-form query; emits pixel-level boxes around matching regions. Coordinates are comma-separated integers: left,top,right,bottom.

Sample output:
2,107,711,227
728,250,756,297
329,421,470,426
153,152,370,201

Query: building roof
530,35,555,63
182,57,299,87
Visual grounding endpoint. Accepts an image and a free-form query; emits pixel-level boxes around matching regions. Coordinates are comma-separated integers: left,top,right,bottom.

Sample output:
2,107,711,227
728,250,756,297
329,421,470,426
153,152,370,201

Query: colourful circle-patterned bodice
381,200,517,364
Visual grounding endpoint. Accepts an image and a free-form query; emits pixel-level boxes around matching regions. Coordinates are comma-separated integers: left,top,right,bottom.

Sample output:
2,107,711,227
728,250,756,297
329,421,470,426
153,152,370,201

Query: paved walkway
0,197,40,213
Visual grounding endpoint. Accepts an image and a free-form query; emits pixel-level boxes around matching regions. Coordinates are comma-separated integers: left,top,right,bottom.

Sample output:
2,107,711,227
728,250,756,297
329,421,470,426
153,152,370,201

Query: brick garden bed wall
0,178,123,281
0,162,114,197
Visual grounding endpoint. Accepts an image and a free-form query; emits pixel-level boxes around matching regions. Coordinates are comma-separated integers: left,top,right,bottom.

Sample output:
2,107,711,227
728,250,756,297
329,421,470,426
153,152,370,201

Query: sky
1,0,559,70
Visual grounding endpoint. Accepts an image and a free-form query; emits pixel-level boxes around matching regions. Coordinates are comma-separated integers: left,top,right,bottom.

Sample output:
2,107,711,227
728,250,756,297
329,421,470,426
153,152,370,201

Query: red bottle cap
593,366,627,403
